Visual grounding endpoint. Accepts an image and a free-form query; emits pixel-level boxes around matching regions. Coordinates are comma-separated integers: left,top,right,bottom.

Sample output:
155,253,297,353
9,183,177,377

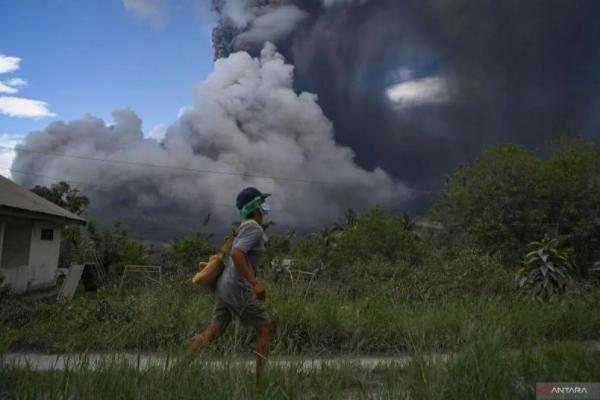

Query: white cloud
5,78,27,87
0,55,21,74
0,82,18,94
177,106,194,118
0,134,23,179
235,5,308,47
122,0,169,29
386,76,450,108
0,97,56,118
218,1,308,51
148,124,168,141
0,78,28,94
0,54,55,119
223,0,253,29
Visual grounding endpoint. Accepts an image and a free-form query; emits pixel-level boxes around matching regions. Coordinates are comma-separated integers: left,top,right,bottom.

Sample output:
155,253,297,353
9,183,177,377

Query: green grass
1,277,599,355
1,333,598,400
2,274,599,399
402,327,600,400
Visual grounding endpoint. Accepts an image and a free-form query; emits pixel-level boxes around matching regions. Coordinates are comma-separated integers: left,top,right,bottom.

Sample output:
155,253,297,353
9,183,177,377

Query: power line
0,166,235,211
4,165,600,234
1,166,239,236
3,167,110,191
0,144,493,198
0,165,407,220
1,144,445,204
2,144,599,205
0,144,332,185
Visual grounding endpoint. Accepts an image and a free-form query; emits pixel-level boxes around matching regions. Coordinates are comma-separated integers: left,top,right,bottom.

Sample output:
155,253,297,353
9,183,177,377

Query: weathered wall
0,218,62,294
0,219,32,270
28,221,62,291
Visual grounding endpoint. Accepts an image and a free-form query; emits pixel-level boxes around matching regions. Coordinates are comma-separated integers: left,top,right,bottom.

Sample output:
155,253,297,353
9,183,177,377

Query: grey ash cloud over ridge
13,0,600,239
214,0,600,190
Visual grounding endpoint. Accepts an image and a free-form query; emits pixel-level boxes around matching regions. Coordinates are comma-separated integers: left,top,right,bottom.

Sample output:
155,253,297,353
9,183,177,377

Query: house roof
0,175,86,225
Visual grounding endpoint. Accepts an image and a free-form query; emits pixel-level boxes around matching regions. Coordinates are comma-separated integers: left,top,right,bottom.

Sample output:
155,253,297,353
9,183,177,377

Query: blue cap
236,187,271,210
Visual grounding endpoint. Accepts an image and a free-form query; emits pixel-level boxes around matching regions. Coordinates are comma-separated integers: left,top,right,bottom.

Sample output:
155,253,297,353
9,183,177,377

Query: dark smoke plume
12,0,600,240
214,0,600,206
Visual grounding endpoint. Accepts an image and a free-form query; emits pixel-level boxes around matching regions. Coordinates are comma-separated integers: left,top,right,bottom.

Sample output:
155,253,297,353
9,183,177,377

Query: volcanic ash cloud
13,44,408,235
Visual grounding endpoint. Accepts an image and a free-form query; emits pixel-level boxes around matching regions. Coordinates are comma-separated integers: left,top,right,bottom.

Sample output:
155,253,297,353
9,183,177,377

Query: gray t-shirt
216,220,265,304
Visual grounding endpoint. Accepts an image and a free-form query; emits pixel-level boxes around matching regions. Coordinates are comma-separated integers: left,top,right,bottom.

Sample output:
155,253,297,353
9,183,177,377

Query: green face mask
239,196,262,219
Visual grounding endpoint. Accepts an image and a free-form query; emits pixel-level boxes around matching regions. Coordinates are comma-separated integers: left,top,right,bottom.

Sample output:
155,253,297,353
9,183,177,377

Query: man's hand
252,281,266,301
231,248,265,300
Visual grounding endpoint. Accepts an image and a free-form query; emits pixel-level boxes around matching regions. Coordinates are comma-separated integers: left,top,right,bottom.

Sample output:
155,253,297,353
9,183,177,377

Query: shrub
431,136,600,275
290,208,426,276
393,246,516,302
517,237,573,301
159,234,217,274
291,245,515,301
85,220,147,270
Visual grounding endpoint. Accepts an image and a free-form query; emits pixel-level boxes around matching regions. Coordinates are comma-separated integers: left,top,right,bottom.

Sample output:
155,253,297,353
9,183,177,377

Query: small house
0,175,86,295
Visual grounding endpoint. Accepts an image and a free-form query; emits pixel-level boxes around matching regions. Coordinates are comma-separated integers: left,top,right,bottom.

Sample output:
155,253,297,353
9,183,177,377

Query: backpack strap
219,219,261,255
238,219,260,232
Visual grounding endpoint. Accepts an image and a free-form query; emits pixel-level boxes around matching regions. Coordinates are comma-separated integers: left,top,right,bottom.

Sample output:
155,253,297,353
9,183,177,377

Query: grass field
2,275,599,355
2,248,599,399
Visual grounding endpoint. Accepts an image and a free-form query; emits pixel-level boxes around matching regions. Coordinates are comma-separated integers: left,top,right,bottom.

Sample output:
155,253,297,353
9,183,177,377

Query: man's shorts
211,290,271,329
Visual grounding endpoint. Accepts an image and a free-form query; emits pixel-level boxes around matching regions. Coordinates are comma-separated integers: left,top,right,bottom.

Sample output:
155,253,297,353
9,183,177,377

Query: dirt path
3,340,600,372
1,352,450,372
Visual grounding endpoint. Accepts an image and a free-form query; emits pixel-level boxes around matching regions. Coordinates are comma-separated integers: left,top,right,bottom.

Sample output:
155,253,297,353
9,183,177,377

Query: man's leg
236,293,273,380
191,323,224,351
255,323,272,379
172,322,225,369
191,298,232,353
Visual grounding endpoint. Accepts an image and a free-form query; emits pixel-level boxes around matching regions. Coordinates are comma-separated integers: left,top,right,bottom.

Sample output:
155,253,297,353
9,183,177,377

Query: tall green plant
518,237,572,301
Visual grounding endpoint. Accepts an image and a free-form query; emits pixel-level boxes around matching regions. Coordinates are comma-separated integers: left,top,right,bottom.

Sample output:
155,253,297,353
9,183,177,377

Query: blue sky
0,0,217,142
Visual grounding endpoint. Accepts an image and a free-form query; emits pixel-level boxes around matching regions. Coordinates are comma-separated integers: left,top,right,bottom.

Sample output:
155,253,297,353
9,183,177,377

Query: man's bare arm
231,248,266,300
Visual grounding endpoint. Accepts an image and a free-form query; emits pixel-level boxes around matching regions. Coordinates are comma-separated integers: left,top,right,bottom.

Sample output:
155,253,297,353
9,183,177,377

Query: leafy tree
160,233,217,274
85,220,147,271
330,209,422,266
30,182,90,268
430,136,600,276
292,208,425,274
31,181,89,215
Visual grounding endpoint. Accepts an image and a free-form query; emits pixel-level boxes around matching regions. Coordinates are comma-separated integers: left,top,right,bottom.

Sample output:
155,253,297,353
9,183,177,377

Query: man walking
191,187,273,377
